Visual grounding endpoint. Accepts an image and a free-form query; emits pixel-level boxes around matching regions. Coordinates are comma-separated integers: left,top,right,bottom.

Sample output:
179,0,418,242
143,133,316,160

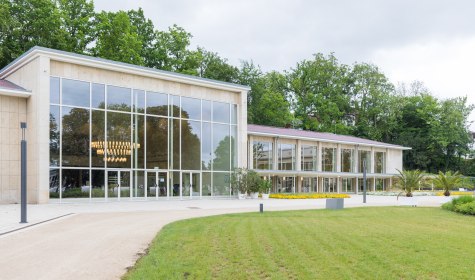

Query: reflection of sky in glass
50,77,60,104
134,90,145,111
213,101,229,123
91,83,105,109
181,97,201,120
107,86,131,111
202,100,211,121
62,79,89,107
201,122,212,170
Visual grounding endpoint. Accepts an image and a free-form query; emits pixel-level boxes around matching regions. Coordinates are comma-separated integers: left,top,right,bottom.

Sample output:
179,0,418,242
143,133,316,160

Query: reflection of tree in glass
146,114,168,169
49,113,59,164
181,120,200,170
253,142,264,162
213,136,232,171
107,112,131,167
62,108,89,166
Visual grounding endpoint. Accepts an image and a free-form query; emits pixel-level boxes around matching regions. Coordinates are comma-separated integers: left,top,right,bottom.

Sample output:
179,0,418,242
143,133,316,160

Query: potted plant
259,179,272,199
247,170,261,199
231,168,248,199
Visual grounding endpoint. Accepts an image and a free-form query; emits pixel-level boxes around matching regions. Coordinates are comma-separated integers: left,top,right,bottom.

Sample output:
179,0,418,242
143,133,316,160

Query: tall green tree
55,0,95,53
1,0,65,67
288,53,351,133
127,7,157,67
92,11,143,65
154,24,201,75
198,48,239,83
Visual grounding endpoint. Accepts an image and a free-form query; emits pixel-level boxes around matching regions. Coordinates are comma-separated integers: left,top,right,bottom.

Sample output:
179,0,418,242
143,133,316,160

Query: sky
94,0,475,128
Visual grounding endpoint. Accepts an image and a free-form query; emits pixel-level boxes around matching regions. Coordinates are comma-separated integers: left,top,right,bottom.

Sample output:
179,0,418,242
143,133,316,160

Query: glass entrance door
182,172,201,199
107,170,131,200
146,171,168,198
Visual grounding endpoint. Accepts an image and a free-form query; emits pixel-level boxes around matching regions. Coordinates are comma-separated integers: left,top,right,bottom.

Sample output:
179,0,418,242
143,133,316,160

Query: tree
287,53,351,133
154,24,201,75
55,0,95,53
93,11,143,65
432,171,466,196
198,48,239,83
1,0,65,68
127,7,157,67
395,169,424,197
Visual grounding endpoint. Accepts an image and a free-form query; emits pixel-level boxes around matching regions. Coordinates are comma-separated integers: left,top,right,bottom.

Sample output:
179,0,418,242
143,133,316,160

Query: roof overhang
0,46,251,93
253,170,398,178
248,131,412,150
0,87,31,98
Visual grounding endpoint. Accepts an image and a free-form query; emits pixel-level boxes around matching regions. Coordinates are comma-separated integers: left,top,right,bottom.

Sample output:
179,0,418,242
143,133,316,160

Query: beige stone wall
0,96,27,203
4,56,51,204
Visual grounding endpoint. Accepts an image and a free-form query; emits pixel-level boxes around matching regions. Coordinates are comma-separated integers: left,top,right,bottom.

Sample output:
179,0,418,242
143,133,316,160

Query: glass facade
253,141,273,170
375,152,385,174
301,145,318,171
322,147,336,172
341,149,354,173
49,77,238,199
358,150,371,173
278,144,295,170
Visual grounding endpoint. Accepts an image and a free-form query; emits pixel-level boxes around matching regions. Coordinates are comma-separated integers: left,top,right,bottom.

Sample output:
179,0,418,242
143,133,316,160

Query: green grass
124,207,475,280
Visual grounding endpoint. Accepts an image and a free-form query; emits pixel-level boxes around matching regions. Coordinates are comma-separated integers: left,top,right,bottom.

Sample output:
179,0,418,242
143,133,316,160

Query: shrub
454,201,475,215
442,195,475,215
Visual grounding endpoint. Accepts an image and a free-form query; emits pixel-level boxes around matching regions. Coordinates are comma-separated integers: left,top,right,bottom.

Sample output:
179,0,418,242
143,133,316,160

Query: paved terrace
0,195,450,280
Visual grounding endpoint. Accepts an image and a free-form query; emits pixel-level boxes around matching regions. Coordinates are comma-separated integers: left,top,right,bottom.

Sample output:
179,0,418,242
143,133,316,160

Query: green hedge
442,196,475,215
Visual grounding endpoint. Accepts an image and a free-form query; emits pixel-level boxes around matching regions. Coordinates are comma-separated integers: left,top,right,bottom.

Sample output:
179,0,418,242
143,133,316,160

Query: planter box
326,198,344,209
250,192,259,199
262,193,270,200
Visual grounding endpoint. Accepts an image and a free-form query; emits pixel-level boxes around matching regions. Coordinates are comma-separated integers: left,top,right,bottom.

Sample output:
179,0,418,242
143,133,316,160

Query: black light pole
363,159,367,203
20,122,27,223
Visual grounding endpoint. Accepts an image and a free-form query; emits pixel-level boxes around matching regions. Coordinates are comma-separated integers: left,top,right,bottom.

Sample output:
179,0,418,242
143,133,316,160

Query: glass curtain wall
322,147,336,172
375,152,385,173
301,145,317,171
278,144,296,170
358,150,371,173
341,149,354,173
253,141,273,170
49,77,237,199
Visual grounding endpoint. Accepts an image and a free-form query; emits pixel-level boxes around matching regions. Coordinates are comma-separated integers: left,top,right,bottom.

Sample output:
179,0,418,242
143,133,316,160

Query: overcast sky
94,0,475,127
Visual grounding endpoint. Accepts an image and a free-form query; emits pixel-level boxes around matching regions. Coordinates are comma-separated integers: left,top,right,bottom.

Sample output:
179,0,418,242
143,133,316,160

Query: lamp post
20,122,27,223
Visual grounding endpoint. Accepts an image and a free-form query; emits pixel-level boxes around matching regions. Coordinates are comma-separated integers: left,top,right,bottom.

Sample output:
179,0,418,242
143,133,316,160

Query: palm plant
395,169,424,197
431,171,465,196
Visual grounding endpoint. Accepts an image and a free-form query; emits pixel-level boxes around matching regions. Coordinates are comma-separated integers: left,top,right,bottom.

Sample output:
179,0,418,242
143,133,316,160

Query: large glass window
341,149,354,173
358,150,371,173
181,97,201,120
181,120,201,170
62,79,90,107
342,178,354,193
106,111,131,168
50,105,60,166
91,83,105,109
302,177,317,193
146,91,167,116
278,144,295,170
323,178,337,192
146,116,168,169
375,152,385,173
322,147,336,172
213,101,229,123
62,107,90,167
107,85,131,112
301,145,317,171
213,123,230,171
253,141,273,170
50,77,239,199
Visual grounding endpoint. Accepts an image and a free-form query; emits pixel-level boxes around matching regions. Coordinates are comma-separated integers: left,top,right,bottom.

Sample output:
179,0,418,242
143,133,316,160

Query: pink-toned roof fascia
247,124,410,150
0,79,28,92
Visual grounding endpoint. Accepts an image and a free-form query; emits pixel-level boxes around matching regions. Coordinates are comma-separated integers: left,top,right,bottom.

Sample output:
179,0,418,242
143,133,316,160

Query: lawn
124,207,475,279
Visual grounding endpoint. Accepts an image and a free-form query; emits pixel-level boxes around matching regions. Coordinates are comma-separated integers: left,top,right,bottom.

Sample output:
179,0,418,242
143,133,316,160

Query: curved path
0,196,448,280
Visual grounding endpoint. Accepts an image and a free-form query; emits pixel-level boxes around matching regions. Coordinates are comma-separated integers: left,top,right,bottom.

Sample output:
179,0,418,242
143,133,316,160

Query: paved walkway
0,195,450,280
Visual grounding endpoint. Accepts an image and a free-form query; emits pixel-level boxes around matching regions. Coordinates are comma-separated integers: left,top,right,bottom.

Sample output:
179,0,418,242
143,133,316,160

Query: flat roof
248,124,411,150
0,46,251,92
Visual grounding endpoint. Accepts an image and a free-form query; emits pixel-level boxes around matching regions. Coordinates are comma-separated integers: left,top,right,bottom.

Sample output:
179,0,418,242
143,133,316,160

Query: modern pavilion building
0,47,409,204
